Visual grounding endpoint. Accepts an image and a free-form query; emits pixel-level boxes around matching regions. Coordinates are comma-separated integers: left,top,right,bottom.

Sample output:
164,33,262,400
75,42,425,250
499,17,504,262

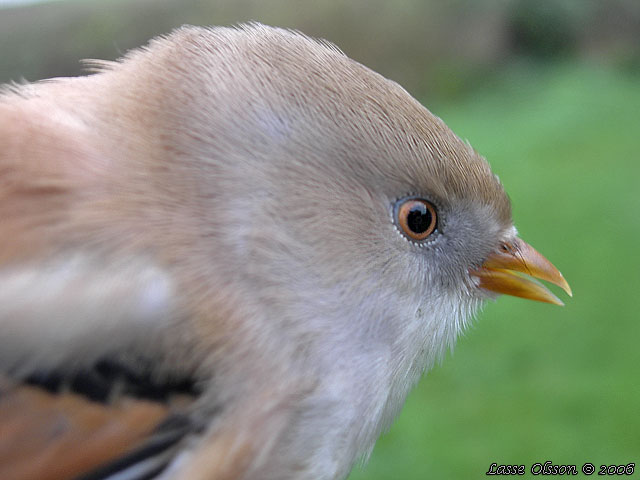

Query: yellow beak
471,238,572,306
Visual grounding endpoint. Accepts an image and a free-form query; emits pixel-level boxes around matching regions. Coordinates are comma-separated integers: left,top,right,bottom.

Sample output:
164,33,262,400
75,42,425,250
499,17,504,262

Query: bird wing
0,256,203,480
0,95,203,480
0,381,176,480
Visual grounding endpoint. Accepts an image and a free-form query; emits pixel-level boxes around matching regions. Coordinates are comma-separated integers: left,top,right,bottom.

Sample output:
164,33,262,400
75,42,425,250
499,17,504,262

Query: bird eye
395,198,438,242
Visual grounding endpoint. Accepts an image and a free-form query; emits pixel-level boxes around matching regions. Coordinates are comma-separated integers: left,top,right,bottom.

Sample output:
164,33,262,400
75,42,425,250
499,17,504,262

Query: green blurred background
1,0,638,478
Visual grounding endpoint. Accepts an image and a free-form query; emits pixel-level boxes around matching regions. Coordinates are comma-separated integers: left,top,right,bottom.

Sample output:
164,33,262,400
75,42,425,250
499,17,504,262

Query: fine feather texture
0,254,175,377
0,23,517,479
0,380,170,480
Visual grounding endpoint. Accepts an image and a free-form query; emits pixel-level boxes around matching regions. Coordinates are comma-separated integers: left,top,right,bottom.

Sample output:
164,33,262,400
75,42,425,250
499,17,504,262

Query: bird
0,23,571,480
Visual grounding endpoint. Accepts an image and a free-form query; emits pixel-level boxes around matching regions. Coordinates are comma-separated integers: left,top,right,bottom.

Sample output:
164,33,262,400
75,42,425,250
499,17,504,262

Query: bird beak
471,238,572,306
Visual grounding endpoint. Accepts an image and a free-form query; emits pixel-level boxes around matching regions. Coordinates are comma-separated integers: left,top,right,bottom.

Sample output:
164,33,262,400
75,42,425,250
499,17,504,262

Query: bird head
133,25,571,361
100,27,571,454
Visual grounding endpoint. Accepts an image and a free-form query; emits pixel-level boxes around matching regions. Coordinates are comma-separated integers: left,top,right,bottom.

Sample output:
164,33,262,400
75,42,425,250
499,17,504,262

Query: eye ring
395,197,438,242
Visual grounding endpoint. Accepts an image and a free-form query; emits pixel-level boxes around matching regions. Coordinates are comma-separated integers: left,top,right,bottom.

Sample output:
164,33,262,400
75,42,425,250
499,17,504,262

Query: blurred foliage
1,1,639,479
1,0,639,100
